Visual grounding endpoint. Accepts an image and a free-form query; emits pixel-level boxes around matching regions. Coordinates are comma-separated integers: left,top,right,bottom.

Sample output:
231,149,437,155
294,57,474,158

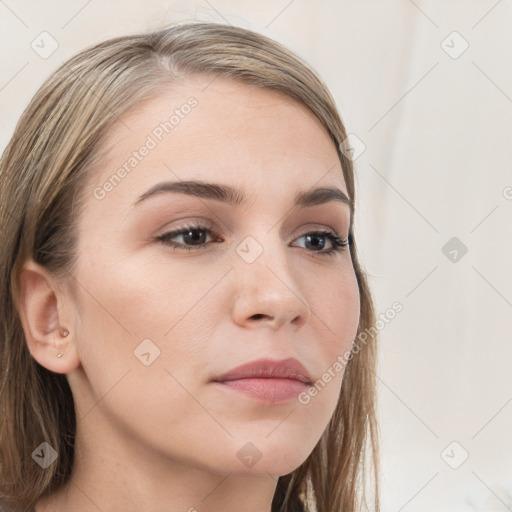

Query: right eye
155,222,221,252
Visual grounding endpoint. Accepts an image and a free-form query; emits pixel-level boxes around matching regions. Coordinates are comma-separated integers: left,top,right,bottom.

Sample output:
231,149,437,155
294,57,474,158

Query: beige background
1,1,512,510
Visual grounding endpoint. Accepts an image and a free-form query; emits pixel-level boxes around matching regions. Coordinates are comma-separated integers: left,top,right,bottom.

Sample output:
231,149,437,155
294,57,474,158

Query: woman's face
67,75,360,478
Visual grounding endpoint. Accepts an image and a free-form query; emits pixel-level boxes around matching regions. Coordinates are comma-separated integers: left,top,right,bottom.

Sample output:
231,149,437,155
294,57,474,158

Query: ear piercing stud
57,328,69,357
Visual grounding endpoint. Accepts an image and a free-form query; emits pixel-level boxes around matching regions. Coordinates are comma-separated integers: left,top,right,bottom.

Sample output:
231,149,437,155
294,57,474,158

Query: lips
212,357,313,385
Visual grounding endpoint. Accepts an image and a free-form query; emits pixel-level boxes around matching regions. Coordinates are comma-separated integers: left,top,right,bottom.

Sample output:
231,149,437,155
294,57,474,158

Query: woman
0,21,379,512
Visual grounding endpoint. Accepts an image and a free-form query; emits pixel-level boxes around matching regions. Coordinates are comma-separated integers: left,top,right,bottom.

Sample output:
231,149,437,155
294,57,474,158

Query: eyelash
155,222,349,256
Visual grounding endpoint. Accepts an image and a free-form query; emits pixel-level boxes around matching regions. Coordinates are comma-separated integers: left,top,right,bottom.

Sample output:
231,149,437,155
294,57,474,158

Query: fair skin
19,75,360,512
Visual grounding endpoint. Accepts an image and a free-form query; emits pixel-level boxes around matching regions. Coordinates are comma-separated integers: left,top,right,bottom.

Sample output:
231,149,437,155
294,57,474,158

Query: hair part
0,20,379,512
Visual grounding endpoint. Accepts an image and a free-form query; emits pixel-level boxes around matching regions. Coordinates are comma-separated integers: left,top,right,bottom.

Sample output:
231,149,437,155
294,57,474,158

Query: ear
17,259,81,374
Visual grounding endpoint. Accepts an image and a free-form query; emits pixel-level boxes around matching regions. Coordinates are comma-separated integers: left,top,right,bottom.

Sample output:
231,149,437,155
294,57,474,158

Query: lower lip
212,378,310,403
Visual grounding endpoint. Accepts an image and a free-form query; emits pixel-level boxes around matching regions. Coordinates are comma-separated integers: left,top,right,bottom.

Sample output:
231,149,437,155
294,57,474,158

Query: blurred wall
1,1,511,510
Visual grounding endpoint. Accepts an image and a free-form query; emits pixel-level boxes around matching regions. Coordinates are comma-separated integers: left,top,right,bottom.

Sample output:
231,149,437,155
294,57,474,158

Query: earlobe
17,259,80,374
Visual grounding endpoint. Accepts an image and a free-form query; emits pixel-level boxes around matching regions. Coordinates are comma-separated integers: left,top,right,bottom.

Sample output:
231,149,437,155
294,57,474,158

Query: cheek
71,248,226,391
70,252,217,452
304,264,360,396
76,243,220,338
307,262,361,348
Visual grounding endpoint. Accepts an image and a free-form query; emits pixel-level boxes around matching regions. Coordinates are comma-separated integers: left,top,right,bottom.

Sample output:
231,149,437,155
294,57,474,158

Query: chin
212,435,313,477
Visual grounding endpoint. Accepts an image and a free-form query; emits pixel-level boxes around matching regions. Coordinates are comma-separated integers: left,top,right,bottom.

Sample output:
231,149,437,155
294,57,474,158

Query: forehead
82,76,348,212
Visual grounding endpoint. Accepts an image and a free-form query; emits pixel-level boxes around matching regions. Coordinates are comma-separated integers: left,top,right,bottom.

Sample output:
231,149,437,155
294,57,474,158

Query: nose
230,233,311,331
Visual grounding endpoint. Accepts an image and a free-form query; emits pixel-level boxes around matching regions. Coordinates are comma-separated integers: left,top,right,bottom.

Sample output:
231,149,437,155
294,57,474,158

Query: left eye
155,223,348,256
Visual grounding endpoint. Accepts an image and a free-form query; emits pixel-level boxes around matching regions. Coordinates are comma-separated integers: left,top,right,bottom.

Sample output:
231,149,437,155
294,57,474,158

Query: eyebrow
133,180,351,210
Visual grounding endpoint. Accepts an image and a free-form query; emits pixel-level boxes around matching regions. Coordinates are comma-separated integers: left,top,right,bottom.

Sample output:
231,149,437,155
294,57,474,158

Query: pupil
185,229,206,245
307,234,325,250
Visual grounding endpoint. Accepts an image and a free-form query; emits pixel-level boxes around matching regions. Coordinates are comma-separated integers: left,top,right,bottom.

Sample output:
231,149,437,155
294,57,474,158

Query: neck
35,414,278,512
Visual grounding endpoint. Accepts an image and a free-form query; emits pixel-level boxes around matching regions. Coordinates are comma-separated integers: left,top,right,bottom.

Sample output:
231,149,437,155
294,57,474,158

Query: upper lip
212,357,313,385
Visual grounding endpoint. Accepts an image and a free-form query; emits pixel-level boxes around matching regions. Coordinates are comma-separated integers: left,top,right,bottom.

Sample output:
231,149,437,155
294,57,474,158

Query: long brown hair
0,20,379,512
